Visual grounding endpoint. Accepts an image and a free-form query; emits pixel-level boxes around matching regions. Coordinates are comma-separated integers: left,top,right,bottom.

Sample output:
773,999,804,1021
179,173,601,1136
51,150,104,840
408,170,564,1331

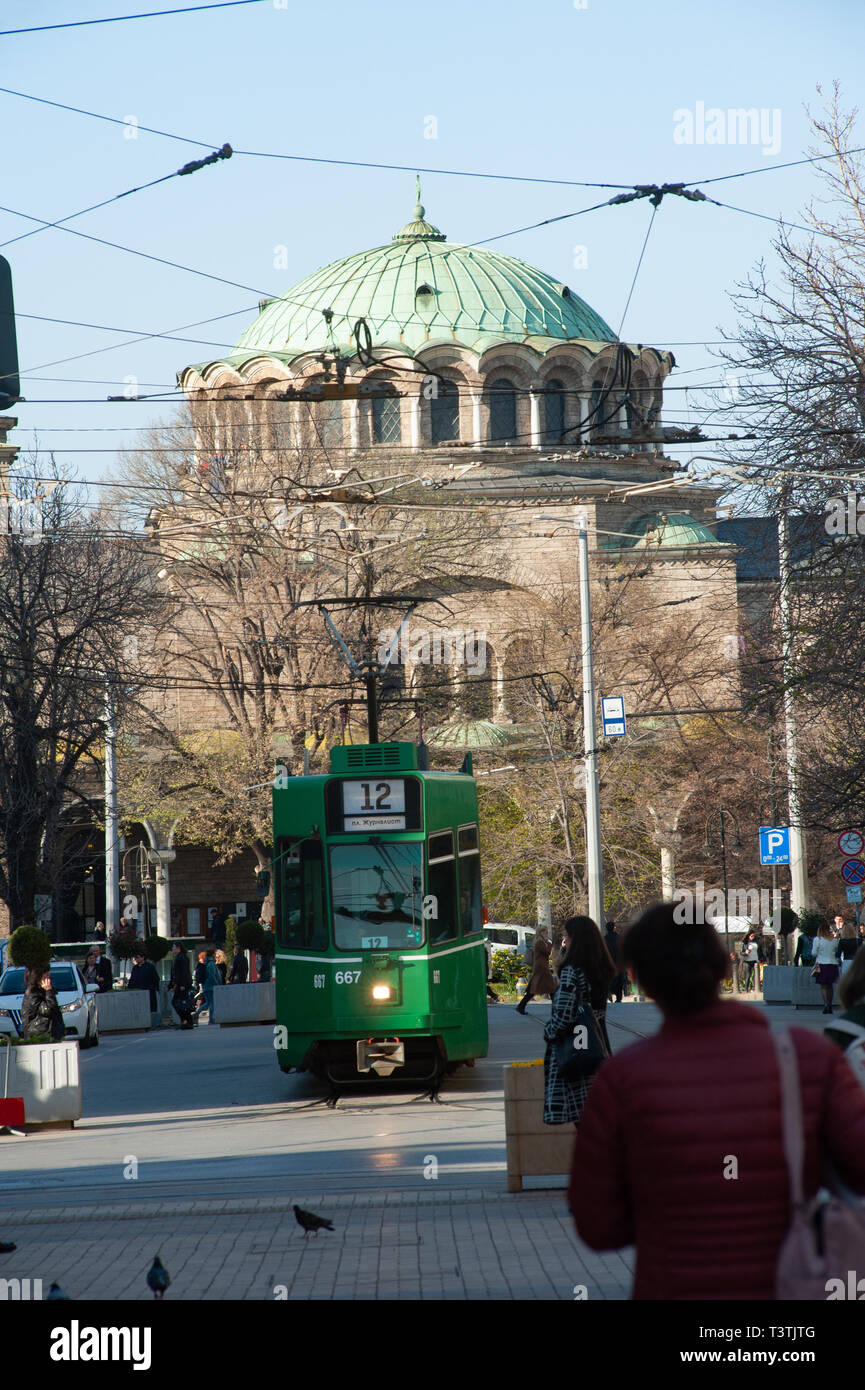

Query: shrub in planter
775,907,799,936
259,930,275,958
236,920,265,952
797,909,825,936
224,914,237,966
7,924,51,974
108,925,138,960
141,936,171,964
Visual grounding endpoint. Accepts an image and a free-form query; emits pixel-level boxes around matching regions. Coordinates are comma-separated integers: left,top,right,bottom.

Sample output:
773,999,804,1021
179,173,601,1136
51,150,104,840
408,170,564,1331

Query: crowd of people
517,905,865,1300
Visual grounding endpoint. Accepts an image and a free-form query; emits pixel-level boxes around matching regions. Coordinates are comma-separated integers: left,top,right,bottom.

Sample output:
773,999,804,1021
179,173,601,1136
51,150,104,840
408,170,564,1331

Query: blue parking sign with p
760,826,790,865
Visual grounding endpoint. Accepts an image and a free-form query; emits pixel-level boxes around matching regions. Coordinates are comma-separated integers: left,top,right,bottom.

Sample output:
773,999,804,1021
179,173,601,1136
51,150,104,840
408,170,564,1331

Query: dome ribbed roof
230,193,616,362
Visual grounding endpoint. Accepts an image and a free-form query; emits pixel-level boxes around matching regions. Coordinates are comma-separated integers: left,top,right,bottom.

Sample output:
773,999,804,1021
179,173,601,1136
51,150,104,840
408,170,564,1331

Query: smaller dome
624,512,730,549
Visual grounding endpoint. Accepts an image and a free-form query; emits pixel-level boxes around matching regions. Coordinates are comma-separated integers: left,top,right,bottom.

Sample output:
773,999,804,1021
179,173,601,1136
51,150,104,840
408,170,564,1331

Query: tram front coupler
356,1038,406,1077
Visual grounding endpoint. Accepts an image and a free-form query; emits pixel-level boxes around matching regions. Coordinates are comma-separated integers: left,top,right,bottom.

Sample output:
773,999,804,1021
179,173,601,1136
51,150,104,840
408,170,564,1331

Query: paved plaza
0,997,839,1301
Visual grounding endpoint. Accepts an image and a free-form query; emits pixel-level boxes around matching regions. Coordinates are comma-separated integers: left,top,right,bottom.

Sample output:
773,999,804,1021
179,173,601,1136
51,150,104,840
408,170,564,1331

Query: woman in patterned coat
543,916,616,1126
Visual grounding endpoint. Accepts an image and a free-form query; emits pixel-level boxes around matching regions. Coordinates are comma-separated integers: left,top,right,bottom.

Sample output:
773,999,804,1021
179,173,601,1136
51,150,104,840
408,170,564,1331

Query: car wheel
81,1016,94,1049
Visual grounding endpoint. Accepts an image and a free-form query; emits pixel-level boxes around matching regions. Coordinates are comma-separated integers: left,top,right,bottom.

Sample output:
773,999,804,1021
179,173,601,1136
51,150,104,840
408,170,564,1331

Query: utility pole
577,516,604,927
777,505,809,916
104,683,119,936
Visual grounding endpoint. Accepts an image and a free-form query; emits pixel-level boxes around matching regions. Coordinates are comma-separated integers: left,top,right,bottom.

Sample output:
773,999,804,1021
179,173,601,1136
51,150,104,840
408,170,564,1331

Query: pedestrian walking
21,966,65,1042
196,952,220,1023
604,921,625,1002
813,919,841,1013
93,921,107,943
793,929,815,967
839,920,860,977
739,928,762,992
542,916,615,1127
516,926,557,1014
257,950,273,984
214,948,228,985
568,902,865,1300
169,942,194,1030
229,944,248,984
128,951,162,1030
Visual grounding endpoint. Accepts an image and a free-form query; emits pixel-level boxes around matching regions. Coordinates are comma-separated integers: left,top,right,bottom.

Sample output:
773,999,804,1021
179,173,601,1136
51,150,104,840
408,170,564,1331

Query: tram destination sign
342,778,406,831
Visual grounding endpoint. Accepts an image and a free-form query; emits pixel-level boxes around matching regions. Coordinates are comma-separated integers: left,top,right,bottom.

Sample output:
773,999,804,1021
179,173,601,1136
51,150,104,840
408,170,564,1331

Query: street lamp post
534,513,604,926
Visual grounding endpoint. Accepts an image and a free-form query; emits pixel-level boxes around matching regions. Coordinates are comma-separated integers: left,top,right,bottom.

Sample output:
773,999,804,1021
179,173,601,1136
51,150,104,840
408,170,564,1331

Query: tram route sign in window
343,778,406,831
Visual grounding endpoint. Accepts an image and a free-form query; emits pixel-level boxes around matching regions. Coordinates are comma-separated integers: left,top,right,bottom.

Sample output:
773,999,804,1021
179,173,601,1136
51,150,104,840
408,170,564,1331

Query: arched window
371,390,402,444
590,378,614,438
543,379,566,445
488,378,517,443
430,378,460,444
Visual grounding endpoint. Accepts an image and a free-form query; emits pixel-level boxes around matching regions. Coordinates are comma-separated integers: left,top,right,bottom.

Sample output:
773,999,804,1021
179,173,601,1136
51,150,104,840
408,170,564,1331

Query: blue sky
2,0,863,503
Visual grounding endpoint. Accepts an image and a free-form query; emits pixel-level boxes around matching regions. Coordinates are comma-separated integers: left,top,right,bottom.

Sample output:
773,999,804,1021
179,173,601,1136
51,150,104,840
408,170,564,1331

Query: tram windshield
330,841,424,950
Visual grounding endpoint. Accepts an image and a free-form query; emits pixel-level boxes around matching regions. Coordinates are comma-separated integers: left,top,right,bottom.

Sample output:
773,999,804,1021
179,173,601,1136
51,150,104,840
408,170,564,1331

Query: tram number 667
334,970,362,984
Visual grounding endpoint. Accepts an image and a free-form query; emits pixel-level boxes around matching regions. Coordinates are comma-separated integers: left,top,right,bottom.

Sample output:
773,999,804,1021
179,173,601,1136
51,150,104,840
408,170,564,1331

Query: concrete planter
763,965,795,1004
212,982,276,1025
94,990,152,1033
792,968,826,1009
9,1041,81,1129
503,1063,575,1193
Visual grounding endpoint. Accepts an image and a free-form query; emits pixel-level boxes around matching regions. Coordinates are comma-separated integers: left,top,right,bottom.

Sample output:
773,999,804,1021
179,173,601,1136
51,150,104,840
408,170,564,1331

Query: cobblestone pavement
0,1190,633,1301
0,997,839,1301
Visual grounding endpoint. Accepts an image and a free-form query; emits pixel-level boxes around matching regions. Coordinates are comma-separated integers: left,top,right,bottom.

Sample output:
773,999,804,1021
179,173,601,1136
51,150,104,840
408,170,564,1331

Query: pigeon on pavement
147,1254,171,1299
46,1282,69,1300
293,1204,335,1237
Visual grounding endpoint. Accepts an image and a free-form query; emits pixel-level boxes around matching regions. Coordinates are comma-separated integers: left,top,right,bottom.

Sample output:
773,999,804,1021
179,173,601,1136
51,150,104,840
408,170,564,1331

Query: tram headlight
371,985,392,1001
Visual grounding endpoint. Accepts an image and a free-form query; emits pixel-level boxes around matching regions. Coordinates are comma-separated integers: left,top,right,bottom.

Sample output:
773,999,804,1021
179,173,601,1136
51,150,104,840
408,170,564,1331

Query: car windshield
0,966,77,994
330,841,424,950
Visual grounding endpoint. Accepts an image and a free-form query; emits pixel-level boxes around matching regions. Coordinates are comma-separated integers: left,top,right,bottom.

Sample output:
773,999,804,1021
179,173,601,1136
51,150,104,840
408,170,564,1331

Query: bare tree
0,461,156,928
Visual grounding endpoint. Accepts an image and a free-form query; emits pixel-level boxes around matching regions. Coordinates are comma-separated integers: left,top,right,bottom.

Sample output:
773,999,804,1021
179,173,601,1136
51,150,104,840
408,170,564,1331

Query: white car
0,960,99,1048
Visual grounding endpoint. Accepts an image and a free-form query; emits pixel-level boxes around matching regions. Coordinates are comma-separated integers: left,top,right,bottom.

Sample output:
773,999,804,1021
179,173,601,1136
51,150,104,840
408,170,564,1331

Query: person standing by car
516,926,557,1014
84,946,112,993
128,951,162,1030
229,944,248,984
543,916,615,1127
196,952,220,1023
169,943,193,1030
21,966,65,1042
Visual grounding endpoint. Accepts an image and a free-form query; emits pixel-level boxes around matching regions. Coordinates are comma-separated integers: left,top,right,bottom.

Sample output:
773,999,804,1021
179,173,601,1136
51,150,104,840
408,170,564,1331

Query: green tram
273,741,489,1088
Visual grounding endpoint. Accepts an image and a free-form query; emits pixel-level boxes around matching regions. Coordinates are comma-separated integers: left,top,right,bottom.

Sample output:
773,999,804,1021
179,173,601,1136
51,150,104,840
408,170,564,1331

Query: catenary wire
0,1,270,37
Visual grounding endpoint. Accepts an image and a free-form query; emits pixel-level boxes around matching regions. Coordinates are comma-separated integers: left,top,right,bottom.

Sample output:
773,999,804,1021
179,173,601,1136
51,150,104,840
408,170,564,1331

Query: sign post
759,827,790,865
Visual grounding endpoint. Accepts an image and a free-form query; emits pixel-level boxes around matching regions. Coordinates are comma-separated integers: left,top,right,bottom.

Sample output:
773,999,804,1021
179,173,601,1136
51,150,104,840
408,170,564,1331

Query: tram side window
427,830,457,944
276,837,327,951
458,823,481,936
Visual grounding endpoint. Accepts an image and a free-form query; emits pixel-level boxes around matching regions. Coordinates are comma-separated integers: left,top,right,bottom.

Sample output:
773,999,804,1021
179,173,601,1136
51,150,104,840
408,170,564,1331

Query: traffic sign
601,695,626,738
759,826,790,865
846,886,863,903
841,858,865,885
838,829,865,858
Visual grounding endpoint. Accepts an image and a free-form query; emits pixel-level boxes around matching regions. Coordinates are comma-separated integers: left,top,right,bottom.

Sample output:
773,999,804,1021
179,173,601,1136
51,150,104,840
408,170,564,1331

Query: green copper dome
622,512,731,549
231,191,616,363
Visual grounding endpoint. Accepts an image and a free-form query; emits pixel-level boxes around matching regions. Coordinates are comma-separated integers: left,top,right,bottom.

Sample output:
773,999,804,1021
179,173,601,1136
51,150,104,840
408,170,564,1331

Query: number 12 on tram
273,742,489,1085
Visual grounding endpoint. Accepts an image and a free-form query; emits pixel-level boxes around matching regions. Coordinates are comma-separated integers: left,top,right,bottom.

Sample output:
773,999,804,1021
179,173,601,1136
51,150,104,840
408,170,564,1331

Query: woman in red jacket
568,903,865,1300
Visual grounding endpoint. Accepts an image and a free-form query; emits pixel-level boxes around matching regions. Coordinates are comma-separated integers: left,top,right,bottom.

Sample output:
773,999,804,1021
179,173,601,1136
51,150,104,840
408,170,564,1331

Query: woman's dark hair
839,948,865,1010
26,964,48,989
816,921,833,940
560,915,616,1007
621,903,728,1015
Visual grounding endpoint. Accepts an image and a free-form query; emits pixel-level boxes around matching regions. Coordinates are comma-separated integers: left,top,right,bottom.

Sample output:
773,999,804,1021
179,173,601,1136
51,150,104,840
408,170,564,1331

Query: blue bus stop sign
759,826,790,865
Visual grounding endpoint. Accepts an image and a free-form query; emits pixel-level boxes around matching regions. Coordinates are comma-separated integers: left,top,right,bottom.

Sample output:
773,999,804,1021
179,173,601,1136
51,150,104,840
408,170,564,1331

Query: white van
483,923,536,964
